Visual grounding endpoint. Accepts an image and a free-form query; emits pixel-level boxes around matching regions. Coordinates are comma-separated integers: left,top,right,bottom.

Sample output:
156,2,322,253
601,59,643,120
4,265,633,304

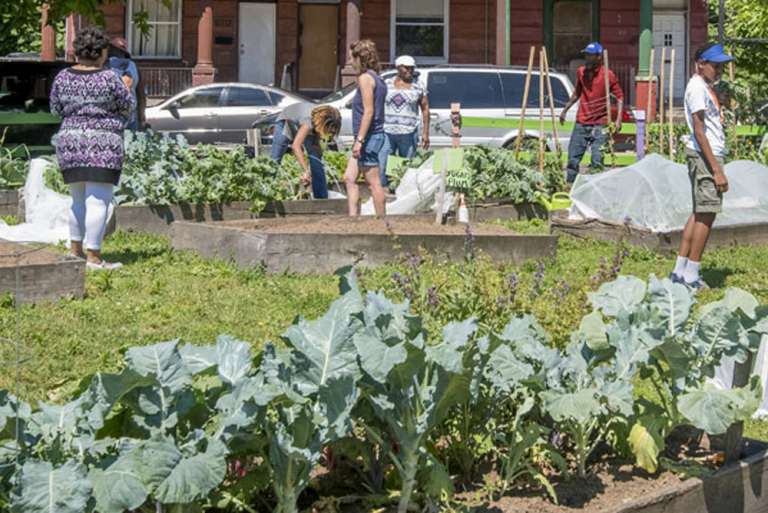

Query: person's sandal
86,261,123,271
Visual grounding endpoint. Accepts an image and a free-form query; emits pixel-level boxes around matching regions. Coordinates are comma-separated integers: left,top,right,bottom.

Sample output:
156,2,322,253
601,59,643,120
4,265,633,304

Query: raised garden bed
259,198,348,217
471,439,768,513
465,199,549,222
551,211,768,252
0,240,84,303
114,202,256,236
0,189,23,219
171,216,558,273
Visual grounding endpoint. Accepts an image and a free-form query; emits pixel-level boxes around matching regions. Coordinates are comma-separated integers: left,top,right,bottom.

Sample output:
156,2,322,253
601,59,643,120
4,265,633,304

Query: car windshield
318,83,357,103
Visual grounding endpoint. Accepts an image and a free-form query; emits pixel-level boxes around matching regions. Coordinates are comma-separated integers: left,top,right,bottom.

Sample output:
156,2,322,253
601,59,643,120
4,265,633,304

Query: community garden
2,122,768,512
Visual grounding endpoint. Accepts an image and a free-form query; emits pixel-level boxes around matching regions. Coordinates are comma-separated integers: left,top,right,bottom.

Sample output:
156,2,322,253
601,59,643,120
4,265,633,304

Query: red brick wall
360,0,390,63
449,0,496,64
276,0,298,84
600,0,639,68
689,0,710,57
509,4,543,66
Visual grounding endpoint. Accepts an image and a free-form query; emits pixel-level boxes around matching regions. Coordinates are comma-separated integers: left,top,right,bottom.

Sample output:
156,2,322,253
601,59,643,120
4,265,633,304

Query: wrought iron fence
138,67,193,99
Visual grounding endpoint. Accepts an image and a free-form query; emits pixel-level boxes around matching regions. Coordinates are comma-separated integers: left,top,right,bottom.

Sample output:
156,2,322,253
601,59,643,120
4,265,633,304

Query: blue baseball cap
698,44,734,63
582,42,603,55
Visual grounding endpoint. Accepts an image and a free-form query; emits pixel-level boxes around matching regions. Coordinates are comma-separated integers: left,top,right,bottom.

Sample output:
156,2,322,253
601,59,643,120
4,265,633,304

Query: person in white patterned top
382,55,430,186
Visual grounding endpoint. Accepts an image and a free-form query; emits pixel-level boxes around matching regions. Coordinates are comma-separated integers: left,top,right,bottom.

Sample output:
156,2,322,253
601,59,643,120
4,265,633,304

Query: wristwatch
355,137,365,144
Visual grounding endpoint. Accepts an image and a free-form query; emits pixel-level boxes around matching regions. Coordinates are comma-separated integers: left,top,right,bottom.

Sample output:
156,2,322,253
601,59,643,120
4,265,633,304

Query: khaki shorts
686,149,724,214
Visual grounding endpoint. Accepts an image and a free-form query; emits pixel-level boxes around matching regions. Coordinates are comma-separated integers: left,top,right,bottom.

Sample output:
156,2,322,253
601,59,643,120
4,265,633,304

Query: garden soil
0,241,62,267
487,461,684,513
225,217,518,236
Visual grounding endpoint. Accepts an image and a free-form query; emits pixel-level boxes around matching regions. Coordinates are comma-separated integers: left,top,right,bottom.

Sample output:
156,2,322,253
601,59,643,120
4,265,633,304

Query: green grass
3,228,768,438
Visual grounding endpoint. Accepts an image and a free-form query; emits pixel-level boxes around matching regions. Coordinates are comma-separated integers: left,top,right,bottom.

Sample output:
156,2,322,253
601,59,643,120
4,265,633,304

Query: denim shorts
358,132,387,169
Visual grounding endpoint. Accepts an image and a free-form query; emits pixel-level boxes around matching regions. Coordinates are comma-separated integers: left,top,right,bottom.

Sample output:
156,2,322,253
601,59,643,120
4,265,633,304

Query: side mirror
167,101,180,118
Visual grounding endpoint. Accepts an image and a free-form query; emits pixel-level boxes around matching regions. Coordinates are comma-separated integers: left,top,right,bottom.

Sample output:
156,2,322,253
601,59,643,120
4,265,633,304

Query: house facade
47,0,709,102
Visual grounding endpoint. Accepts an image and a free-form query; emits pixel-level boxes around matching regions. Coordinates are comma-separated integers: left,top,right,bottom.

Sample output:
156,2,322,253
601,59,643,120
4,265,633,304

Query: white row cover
569,154,768,233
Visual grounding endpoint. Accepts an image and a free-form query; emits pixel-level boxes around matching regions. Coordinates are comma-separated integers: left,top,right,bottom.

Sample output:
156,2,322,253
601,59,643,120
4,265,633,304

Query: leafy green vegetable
445,146,564,202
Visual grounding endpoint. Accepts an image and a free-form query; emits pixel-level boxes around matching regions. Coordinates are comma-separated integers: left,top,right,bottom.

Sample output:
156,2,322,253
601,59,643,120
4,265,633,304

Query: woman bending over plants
271,104,341,199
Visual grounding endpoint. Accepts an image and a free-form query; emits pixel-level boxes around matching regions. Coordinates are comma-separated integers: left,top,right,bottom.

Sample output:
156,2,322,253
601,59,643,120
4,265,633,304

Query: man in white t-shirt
670,43,733,289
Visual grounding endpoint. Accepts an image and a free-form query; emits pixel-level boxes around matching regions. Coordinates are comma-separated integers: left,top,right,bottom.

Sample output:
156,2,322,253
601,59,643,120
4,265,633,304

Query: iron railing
138,67,193,99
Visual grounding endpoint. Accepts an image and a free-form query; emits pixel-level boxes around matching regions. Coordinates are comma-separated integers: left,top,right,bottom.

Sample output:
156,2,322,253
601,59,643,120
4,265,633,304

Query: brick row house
45,0,709,103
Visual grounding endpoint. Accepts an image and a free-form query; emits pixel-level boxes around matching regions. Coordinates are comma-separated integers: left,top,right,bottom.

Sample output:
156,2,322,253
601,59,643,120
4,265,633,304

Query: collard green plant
445,146,563,203
0,272,766,512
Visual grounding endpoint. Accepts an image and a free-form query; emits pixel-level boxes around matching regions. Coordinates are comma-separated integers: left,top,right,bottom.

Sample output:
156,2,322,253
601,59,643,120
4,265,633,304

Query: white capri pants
69,182,114,251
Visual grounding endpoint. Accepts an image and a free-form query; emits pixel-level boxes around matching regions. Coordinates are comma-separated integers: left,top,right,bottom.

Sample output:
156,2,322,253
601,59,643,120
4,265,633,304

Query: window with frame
392,0,448,62
128,0,182,58
175,87,223,109
547,0,598,70
427,72,503,109
224,87,272,107
501,73,571,109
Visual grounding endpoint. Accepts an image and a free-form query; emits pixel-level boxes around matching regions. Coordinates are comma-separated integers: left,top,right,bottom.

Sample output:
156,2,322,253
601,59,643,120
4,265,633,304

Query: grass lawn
2,227,768,438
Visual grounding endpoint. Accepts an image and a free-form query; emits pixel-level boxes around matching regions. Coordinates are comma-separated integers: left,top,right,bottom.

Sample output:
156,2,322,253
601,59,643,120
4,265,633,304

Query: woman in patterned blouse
50,26,134,270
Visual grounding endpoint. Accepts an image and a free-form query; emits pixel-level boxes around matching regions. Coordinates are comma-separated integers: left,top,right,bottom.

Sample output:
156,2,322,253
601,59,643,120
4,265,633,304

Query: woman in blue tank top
343,39,388,217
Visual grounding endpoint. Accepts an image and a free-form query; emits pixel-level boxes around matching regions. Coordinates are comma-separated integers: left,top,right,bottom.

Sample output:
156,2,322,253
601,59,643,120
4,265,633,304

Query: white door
238,3,276,85
653,13,687,99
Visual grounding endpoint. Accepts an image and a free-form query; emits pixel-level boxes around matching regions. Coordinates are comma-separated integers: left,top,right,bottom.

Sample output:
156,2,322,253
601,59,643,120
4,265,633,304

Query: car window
427,72,503,109
175,87,223,109
501,72,571,109
269,92,285,105
225,87,272,107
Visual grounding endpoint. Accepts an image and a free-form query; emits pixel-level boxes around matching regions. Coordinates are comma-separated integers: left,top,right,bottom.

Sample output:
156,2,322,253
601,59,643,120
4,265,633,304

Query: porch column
40,4,56,62
65,14,76,62
635,0,656,119
495,0,509,65
192,4,216,86
341,0,361,86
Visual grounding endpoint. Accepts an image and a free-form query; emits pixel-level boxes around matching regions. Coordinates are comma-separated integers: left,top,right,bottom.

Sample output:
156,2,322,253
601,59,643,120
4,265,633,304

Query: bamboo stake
515,46,536,158
668,48,676,160
539,49,546,173
603,49,615,166
729,61,735,82
645,48,656,155
542,47,562,157
646,48,656,122
659,47,667,154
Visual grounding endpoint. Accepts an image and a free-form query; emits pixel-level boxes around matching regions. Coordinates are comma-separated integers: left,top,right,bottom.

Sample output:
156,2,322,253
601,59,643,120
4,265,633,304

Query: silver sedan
145,83,304,144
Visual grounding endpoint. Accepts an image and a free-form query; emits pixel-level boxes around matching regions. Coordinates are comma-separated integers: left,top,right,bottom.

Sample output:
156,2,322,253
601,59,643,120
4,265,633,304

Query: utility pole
718,0,726,45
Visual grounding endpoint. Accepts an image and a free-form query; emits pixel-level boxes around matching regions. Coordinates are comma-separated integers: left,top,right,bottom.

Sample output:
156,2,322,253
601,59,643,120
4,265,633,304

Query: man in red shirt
559,42,624,185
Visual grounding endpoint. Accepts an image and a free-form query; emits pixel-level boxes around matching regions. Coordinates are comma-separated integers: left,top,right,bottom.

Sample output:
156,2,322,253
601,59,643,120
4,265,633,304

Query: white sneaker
86,261,123,271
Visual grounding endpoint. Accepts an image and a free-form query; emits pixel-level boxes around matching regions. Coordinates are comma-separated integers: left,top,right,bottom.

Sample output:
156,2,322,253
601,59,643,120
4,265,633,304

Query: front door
653,13,687,99
298,4,339,94
239,2,276,85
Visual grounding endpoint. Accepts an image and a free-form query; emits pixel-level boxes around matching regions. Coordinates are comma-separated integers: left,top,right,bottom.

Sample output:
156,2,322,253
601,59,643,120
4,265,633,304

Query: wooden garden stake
668,48,676,160
538,49,546,173
646,48,655,121
542,47,562,157
659,47,667,154
515,46,536,158
603,49,616,165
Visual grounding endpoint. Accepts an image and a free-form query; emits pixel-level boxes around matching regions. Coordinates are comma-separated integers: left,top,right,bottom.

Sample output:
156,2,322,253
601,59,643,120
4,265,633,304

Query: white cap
395,55,416,67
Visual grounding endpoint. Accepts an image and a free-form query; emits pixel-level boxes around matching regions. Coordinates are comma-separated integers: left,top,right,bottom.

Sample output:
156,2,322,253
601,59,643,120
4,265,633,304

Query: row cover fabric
0,159,74,244
360,155,454,216
569,154,768,233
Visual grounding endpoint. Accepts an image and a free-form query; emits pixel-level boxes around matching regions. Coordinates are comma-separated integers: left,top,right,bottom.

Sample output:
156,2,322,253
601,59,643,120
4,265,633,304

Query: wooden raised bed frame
171,216,558,274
